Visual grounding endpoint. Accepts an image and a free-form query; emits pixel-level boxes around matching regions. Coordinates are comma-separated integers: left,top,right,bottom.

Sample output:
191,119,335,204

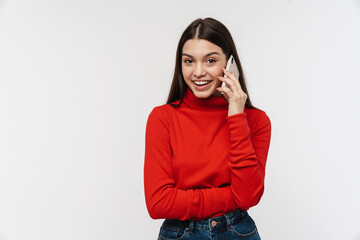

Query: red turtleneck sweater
144,88,271,221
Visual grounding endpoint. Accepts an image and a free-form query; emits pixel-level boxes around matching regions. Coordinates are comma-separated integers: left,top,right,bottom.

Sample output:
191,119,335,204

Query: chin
192,89,215,98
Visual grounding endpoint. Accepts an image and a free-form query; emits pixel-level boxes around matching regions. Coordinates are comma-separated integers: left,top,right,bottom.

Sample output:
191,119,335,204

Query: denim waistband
164,208,247,232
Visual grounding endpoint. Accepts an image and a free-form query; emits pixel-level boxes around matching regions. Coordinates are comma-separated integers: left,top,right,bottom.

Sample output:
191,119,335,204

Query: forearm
144,183,238,220
144,107,239,221
226,112,271,210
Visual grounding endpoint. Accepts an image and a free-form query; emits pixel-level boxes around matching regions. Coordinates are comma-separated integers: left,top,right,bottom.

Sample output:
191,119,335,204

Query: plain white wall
1,0,359,239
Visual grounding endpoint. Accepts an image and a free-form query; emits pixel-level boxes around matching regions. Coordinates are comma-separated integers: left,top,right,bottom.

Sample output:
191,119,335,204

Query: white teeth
194,81,211,85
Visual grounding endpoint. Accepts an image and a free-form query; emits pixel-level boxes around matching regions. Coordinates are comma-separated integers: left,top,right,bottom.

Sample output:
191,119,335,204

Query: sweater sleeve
144,107,238,221
226,111,271,210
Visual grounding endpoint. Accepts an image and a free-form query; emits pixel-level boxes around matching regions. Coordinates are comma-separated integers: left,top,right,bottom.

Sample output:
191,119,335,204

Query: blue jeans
157,208,261,240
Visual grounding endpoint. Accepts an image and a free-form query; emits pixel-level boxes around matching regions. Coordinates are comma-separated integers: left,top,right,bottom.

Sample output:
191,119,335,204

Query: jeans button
211,220,217,227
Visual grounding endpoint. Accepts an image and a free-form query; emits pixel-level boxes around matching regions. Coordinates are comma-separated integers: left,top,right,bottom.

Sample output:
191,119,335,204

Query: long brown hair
166,17,257,110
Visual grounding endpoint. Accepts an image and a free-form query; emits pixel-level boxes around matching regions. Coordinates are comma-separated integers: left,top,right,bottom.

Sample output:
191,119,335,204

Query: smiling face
182,38,227,98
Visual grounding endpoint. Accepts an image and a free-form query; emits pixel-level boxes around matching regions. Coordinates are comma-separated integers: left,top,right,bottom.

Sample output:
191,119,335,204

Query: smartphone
221,55,240,102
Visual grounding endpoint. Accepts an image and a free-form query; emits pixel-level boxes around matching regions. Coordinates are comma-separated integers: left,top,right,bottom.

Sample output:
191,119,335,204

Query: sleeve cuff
226,112,250,135
226,112,247,121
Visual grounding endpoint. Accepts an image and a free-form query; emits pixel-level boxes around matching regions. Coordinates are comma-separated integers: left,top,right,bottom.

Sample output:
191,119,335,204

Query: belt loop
224,213,231,231
187,220,194,232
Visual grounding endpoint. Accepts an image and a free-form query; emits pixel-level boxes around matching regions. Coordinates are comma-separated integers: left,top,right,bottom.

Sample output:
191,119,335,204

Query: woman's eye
183,59,216,64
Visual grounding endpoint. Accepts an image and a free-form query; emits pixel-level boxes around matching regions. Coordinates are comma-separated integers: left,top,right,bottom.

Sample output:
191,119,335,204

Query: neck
181,88,229,111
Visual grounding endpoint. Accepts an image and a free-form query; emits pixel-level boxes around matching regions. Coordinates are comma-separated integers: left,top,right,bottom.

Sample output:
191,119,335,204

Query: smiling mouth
192,80,213,86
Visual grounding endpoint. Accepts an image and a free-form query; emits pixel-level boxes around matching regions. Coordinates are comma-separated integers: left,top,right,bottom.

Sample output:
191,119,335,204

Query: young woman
144,17,271,240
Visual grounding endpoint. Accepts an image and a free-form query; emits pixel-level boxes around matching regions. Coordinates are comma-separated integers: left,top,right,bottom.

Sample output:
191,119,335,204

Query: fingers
216,84,233,99
217,75,239,93
216,84,232,93
222,68,243,93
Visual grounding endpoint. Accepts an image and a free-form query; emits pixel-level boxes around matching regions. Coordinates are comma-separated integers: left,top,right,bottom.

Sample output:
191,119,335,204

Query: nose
193,63,206,77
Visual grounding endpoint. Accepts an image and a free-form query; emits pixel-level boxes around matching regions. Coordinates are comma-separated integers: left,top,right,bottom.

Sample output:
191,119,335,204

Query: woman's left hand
216,68,247,117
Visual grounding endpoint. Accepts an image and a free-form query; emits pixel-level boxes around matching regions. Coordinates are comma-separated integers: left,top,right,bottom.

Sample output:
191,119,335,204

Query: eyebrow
182,52,220,58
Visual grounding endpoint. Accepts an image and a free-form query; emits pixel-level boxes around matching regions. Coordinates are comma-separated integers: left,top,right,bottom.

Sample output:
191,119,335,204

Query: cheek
182,67,193,79
209,67,223,77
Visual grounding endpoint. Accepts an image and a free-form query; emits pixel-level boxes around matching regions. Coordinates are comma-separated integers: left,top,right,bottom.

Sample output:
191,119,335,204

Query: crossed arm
143,107,271,220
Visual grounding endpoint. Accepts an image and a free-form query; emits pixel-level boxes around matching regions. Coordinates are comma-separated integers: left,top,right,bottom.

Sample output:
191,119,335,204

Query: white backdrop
1,0,360,239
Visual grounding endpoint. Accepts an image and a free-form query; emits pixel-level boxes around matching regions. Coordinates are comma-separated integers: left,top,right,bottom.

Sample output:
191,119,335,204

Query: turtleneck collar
181,88,229,111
